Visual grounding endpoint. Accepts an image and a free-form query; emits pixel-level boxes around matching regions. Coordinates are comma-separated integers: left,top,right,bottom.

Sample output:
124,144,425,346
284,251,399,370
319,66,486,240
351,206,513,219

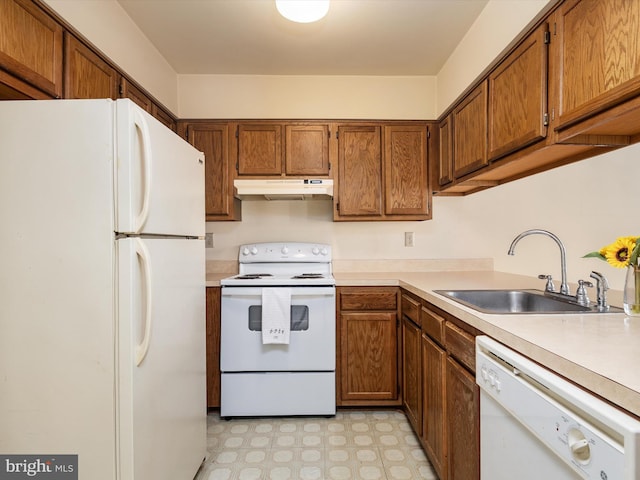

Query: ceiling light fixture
275,0,330,23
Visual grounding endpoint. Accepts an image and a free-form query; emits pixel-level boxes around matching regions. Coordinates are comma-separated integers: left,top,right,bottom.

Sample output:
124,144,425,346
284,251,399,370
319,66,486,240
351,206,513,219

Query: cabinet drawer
401,293,420,326
421,306,445,346
445,322,476,373
339,287,398,311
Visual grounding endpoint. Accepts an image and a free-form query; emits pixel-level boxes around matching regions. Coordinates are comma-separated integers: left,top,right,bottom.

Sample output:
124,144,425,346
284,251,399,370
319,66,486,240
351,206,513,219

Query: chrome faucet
508,229,570,295
589,271,610,311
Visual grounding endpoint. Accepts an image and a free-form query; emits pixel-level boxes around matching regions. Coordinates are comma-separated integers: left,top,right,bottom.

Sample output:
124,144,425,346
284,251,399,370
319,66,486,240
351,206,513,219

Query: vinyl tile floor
195,410,438,480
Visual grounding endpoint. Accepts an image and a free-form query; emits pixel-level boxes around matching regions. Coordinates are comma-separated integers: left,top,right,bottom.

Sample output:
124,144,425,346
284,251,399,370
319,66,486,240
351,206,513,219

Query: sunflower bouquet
585,236,640,315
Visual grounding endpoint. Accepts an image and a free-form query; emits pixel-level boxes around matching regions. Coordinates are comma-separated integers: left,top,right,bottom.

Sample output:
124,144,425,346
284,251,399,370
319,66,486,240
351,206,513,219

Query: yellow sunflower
601,236,638,268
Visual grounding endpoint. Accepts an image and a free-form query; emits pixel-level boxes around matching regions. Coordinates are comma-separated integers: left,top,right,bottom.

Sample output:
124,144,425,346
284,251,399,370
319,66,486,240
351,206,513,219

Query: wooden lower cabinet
337,287,400,406
206,287,221,408
422,333,447,480
402,315,422,435
445,357,479,480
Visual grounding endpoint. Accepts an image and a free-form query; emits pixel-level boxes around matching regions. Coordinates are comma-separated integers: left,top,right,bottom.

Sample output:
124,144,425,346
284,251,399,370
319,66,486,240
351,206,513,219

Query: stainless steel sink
434,289,623,314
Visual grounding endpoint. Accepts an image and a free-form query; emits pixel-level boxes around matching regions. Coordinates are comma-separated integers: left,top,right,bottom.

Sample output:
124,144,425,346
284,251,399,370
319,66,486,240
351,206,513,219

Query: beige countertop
208,268,640,418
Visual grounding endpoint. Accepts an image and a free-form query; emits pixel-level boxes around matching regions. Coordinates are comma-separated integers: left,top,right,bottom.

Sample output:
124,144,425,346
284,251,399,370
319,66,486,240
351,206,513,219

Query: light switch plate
404,232,414,247
205,233,214,248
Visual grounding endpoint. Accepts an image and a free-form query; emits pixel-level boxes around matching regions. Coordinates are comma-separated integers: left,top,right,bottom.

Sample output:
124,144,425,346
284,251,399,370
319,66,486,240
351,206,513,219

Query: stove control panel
238,242,332,262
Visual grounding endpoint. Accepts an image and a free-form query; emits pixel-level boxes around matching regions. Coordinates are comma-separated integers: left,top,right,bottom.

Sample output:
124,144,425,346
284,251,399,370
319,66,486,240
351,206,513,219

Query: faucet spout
508,229,569,295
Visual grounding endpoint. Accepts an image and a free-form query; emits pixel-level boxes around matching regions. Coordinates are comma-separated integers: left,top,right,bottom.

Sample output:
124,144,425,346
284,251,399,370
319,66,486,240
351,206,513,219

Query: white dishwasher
476,336,640,480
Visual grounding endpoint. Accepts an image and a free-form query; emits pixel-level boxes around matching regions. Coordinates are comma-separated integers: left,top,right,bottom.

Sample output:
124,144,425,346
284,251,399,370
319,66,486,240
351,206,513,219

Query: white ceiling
116,0,490,76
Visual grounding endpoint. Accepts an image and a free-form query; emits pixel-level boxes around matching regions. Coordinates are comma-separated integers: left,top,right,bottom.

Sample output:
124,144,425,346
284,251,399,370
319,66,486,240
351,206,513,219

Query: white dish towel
261,288,291,345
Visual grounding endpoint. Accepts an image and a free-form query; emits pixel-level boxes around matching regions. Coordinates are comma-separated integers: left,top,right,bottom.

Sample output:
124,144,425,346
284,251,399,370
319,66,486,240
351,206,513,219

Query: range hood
233,179,333,200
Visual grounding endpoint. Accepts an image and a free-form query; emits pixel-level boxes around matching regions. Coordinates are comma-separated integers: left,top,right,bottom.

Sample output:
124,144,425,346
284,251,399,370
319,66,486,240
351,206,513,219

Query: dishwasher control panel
476,336,639,480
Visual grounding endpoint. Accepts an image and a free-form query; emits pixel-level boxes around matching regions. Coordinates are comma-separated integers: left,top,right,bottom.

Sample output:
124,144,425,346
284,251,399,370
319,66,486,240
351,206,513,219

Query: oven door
220,286,336,372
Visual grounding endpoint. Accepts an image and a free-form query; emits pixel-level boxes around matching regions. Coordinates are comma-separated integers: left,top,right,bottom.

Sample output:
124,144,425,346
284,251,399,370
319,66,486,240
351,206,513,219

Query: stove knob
242,247,250,256
312,247,320,255
320,247,329,256
281,246,289,255
250,246,258,255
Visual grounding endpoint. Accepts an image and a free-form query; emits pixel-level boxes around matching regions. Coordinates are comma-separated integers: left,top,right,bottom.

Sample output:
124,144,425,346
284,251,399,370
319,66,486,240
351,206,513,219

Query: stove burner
234,274,274,280
292,273,325,279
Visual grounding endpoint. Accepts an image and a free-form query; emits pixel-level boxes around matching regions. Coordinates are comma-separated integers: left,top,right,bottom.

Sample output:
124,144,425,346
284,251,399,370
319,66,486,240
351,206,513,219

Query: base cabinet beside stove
337,287,401,406
206,287,221,408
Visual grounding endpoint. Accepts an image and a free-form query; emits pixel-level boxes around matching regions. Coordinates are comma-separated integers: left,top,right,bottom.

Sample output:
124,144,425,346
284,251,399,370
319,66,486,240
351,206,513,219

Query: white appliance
233,178,333,200
476,336,640,479
220,242,336,417
0,99,206,480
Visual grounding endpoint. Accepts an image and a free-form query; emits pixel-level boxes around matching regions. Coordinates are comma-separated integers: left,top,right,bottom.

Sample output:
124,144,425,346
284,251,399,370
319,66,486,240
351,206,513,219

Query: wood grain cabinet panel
437,115,453,186
0,0,63,98
452,81,488,178
236,123,283,175
187,122,240,221
120,77,153,112
422,333,447,480
557,0,640,130
402,315,422,436
488,23,549,160
384,125,429,216
64,33,119,99
336,125,383,218
446,357,479,480
206,287,221,408
285,124,330,175
340,311,398,402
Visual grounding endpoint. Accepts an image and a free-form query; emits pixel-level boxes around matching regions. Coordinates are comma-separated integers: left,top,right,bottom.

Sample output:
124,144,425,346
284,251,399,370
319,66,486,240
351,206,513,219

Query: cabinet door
285,124,330,176
340,311,397,402
336,125,383,218
206,287,221,408
446,357,479,480
422,334,447,480
120,78,153,113
438,115,453,186
151,104,176,132
402,316,422,435
237,123,282,175
64,33,119,99
0,0,63,98
384,125,429,216
488,23,549,160
187,123,239,221
452,81,488,178
557,0,640,129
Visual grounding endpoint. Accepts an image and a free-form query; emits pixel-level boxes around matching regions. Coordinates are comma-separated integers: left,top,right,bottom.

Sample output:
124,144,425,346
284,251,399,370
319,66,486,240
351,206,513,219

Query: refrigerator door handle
132,108,152,234
134,238,153,366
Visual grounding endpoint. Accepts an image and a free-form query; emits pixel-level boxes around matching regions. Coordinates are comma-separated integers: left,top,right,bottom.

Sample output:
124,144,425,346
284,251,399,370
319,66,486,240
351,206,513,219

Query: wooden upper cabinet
121,78,176,131
121,78,153,113
236,123,282,175
285,124,330,175
437,115,453,186
556,0,640,131
384,125,429,216
452,81,488,178
64,33,119,99
336,125,383,218
187,123,240,221
488,23,549,161
0,0,63,98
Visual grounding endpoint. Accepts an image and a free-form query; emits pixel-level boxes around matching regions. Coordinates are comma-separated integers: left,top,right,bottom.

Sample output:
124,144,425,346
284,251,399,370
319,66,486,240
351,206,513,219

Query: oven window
248,305,309,331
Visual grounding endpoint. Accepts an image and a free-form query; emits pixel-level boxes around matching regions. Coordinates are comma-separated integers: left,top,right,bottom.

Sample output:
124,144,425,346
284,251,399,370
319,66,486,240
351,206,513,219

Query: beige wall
43,0,179,113
178,75,437,119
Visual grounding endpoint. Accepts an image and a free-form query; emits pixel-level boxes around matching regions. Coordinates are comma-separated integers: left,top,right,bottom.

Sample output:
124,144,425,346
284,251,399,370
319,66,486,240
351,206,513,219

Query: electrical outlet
404,232,414,247
205,233,214,248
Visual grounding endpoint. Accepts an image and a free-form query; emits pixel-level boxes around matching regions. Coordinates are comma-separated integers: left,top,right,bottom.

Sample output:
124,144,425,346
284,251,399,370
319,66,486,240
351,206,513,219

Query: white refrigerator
0,99,206,480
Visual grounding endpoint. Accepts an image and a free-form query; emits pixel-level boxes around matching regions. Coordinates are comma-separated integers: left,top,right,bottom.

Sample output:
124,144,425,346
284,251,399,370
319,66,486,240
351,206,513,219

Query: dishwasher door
476,336,640,480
